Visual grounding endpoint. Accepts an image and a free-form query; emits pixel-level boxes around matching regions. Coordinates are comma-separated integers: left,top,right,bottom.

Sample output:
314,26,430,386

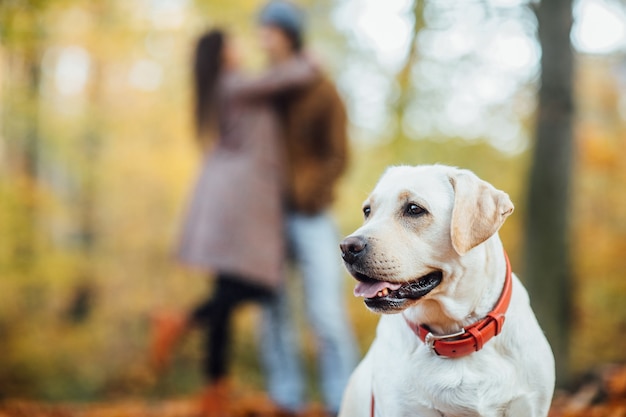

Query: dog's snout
340,236,367,264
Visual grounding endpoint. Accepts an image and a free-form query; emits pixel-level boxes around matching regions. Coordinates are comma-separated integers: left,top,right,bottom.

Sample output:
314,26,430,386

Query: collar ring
424,328,466,354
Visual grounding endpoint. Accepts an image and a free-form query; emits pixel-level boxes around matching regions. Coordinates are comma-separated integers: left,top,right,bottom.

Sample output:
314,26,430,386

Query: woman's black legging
190,273,274,381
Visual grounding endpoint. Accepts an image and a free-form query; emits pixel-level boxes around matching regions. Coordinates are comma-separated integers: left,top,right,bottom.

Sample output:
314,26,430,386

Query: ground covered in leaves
0,392,329,417
1,365,625,417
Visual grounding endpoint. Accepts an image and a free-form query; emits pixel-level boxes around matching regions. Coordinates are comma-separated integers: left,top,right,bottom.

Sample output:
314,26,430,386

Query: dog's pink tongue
354,281,402,298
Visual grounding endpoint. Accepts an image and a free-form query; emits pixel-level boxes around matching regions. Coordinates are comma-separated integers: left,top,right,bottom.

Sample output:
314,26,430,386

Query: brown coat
177,59,316,289
275,75,349,214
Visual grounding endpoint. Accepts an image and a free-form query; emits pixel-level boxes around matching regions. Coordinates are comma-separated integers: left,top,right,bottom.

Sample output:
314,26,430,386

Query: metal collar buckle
424,328,466,353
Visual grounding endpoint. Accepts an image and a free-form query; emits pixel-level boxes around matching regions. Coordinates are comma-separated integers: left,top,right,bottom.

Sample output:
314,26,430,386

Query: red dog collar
404,250,513,358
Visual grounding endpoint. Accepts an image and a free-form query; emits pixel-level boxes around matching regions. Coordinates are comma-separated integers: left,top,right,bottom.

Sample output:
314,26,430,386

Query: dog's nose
340,236,367,264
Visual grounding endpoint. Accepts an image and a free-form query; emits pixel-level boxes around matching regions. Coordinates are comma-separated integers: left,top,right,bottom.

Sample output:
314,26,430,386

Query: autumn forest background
1,0,626,412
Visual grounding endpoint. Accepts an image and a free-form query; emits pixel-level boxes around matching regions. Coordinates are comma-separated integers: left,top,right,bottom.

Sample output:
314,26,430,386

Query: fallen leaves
1,365,625,417
0,393,329,417
550,364,626,417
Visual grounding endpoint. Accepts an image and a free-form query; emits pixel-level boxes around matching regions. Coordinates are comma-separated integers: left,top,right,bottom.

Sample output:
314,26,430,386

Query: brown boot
198,379,231,417
149,310,188,373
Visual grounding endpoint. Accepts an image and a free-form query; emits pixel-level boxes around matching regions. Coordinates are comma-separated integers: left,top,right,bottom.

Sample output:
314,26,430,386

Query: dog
338,165,554,417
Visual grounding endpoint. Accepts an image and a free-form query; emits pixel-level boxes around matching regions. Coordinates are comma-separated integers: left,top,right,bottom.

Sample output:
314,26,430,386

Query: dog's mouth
351,270,443,312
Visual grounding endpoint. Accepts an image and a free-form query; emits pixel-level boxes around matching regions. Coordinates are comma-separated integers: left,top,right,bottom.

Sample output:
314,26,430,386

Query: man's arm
224,56,317,100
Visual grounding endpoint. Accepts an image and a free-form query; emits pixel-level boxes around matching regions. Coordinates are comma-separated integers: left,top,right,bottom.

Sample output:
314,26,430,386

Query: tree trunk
390,0,425,157
525,0,575,387
13,50,42,265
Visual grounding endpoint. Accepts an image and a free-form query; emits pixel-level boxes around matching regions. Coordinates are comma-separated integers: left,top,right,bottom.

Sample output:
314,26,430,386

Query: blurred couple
151,1,357,416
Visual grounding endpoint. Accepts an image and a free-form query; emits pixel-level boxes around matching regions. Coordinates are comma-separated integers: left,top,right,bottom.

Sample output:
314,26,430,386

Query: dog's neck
404,236,507,335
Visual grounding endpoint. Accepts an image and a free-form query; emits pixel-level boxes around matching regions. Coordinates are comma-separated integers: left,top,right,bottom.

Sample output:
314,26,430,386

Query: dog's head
341,165,514,314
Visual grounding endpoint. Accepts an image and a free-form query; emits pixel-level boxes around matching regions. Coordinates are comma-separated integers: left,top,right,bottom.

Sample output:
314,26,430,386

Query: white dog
339,165,554,417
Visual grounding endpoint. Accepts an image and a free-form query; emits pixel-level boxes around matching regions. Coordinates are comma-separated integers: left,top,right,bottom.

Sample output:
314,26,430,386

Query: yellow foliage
0,0,625,402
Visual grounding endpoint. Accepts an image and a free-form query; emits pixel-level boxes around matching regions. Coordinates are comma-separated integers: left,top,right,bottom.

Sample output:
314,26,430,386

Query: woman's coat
177,58,316,289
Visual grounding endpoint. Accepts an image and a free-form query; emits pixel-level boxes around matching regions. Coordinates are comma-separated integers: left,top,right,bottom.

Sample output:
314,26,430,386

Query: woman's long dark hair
193,29,225,140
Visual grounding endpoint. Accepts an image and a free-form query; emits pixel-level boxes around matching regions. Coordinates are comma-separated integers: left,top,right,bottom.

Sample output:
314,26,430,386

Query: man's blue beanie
258,1,305,37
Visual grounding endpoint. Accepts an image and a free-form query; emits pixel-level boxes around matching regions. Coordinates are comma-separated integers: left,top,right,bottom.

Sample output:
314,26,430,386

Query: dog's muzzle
340,235,367,265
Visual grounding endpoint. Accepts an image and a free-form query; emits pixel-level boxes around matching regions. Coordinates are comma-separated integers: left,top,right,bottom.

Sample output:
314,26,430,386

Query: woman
151,29,316,416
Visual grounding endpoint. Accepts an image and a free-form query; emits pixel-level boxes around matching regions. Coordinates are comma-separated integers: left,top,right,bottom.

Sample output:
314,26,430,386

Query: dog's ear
449,170,514,255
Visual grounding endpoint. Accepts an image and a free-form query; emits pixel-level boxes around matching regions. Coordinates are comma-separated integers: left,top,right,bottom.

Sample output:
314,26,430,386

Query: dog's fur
339,165,555,417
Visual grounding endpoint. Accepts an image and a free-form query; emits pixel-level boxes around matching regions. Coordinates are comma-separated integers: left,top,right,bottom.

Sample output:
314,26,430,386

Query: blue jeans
260,212,358,413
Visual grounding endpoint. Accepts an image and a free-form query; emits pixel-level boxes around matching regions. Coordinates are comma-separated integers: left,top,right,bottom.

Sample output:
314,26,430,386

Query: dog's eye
363,206,371,218
406,203,426,216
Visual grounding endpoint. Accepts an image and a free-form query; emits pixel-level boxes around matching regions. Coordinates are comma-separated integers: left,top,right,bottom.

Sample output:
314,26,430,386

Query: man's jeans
260,211,358,413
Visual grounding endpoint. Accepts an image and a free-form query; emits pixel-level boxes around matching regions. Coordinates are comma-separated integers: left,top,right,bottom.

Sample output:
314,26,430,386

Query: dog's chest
372,344,516,417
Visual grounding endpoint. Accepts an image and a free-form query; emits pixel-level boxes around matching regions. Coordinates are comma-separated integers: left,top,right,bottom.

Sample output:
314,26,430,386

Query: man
257,2,358,416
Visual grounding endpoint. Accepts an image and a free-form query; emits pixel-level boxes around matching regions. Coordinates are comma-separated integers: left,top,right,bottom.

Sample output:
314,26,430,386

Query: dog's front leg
339,350,374,417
